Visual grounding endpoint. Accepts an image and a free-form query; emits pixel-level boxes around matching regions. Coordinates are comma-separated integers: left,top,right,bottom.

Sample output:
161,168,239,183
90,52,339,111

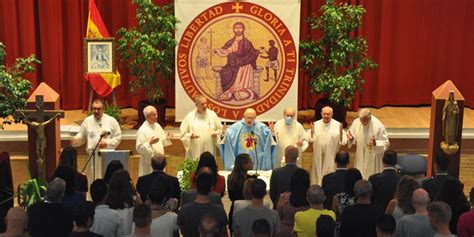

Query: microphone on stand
100,131,111,137
251,131,259,176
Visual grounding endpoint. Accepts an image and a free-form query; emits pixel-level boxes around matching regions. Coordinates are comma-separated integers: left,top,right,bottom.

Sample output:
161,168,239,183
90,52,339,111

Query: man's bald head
321,106,333,123
243,108,257,127
412,188,430,207
284,145,299,163
283,107,296,117
151,154,167,171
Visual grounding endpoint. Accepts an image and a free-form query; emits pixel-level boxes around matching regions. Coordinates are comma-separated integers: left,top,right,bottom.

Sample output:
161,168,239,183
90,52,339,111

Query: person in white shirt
179,95,222,160
309,106,347,185
136,106,173,176
72,99,122,180
347,108,389,179
270,107,308,167
90,179,124,237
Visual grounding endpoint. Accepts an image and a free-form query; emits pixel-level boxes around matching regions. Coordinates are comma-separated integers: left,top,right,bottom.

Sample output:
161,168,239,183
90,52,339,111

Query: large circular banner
176,1,300,120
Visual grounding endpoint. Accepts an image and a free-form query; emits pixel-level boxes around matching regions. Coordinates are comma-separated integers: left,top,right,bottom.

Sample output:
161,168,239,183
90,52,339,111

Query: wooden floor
2,106,474,131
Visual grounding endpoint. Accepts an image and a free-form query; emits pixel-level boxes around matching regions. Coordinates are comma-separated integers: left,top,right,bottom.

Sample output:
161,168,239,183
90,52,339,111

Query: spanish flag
85,0,120,97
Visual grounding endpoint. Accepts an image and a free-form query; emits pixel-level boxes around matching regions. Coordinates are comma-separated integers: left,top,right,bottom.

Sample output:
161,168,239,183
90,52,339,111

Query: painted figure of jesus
214,22,259,101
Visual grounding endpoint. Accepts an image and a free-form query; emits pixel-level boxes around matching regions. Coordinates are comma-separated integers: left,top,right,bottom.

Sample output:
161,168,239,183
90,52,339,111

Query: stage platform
1,106,474,195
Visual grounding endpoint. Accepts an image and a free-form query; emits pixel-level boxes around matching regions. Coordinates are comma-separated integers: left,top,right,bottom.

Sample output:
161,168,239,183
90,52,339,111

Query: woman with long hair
385,176,420,224
103,160,124,184
106,169,136,235
435,178,470,234
190,152,226,196
58,146,88,193
227,153,255,234
276,168,310,237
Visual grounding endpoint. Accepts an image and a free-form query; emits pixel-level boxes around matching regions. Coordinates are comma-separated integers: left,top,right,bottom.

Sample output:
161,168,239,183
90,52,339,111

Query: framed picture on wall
84,38,115,73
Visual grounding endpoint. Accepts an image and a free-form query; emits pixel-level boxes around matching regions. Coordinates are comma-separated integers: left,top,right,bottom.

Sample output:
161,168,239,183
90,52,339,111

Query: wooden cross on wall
17,95,65,123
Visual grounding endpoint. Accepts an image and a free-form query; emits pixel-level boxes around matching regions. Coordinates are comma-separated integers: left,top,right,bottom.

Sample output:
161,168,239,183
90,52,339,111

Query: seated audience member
136,154,181,203
198,214,221,237
369,149,402,210
54,166,86,210
58,146,88,192
276,168,310,237
385,176,420,224
90,179,124,237
322,151,349,210
269,146,300,208
178,173,228,237
422,154,451,201
252,219,271,237
435,178,470,234
233,179,280,237
106,170,136,235
339,180,384,237
129,204,152,237
294,185,336,237
0,207,28,237
397,154,427,184
28,178,73,237
181,167,223,206
103,160,124,184
396,188,434,237
190,152,226,196
233,179,271,216
146,180,178,237
457,187,474,237
316,215,336,237
71,201,103,237
227,154,257,234
376,214,396,237
427,201,455,237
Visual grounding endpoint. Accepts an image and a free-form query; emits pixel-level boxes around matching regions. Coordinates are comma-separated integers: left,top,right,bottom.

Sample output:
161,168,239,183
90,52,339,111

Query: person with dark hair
385,176,420,224
376,214,396,237
147,179,178,237
58,146,88,192
190,152,226,196
294,185,335,237
233,179,280,237
276,168,310,236
130,204,152,237
332,168,363,219
422,153,452,201
181,167,223,206
457,187,474,237
435,178,470,234
369,149,402,210
136,154,181,203
178,173,228,237
90,179,124,237
316,215,336,237
227,153,256,234
234,178,271,215
28,178,73,237
322,150,349,209
199,214,221,237
54,165,86,210
71,201,103,237
71,98,122,179
252,218,271,237
270,145,300,208
340,180,384,237
103,160,124,184
427,201,455,237
106,169,136,235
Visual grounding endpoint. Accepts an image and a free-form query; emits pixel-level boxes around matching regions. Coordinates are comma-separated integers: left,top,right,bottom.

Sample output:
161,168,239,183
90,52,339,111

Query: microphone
100,131,111,137
250,131,257,145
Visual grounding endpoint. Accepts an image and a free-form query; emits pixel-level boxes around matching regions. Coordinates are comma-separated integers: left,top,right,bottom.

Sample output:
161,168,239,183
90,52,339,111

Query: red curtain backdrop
1,0,473,110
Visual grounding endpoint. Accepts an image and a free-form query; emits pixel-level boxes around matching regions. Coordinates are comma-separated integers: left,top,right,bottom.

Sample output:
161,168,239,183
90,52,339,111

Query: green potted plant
116,0,178,127
300,0,377,125
177,159,198,191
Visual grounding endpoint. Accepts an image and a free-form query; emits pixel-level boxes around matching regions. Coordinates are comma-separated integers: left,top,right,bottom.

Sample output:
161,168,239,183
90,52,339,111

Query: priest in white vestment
309,106,347,185
271,107,309,167
136,105,173,176
347,108,389,178
179,95,223,160
72,99,122,180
